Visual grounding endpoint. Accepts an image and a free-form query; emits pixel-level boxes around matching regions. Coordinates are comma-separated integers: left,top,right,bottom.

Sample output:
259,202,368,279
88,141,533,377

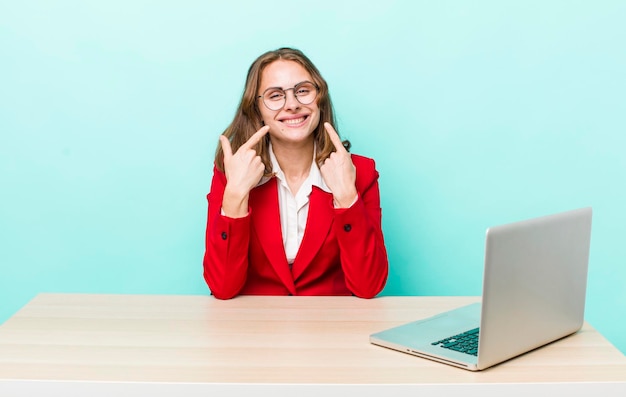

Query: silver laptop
370,207,593,371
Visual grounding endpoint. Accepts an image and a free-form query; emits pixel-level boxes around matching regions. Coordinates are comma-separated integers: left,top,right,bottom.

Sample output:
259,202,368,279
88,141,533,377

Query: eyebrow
262,80,313,91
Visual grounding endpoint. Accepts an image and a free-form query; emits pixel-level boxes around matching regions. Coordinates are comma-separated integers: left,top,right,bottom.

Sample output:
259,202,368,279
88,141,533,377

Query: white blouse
267,144,331,264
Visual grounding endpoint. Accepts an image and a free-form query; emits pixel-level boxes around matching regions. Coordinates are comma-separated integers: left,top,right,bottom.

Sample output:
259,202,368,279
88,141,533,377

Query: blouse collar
257,142,331,193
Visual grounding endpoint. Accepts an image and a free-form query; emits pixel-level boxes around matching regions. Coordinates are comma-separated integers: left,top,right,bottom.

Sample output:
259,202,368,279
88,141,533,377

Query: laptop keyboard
431,327,480,356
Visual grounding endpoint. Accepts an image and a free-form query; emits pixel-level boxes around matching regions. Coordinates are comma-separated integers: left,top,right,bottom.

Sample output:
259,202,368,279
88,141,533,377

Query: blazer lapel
250,178,296,295
291,186,334,281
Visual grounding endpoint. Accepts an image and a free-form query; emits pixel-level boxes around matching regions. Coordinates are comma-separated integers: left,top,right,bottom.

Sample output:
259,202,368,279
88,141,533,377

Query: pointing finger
241,125,270,150
324,122,347,152
220,135,233,160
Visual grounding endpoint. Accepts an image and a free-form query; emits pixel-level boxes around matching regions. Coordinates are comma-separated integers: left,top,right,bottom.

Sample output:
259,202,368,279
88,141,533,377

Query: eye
266,90,285,101
295,82,316,97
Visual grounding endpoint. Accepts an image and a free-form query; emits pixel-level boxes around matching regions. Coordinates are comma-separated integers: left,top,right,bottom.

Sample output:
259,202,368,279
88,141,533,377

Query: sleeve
202,165,250,299
333,156,389,298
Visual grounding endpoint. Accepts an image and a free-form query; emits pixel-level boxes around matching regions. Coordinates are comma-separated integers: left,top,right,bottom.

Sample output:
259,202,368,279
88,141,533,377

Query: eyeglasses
257,81,319,111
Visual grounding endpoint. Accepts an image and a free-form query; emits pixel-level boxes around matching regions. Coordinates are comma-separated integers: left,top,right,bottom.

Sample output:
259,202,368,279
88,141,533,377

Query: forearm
203,210,250,299
203,167,251,299
334,197,389,298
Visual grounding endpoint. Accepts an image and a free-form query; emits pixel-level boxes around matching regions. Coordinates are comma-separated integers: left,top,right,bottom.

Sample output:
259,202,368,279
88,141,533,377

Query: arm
333,157,389,298
318,123,388,298
202,166,250,299
203,126,270,299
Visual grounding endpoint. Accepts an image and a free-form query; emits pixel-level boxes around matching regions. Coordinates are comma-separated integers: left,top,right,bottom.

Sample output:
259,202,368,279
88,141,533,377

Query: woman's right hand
219,125,270,217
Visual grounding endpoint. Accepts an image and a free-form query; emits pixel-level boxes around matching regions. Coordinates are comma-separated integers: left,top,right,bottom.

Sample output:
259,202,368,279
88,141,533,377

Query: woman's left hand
320,122,358,208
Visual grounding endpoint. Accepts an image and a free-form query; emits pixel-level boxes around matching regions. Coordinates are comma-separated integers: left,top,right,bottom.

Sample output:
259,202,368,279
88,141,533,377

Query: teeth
283,117,305,125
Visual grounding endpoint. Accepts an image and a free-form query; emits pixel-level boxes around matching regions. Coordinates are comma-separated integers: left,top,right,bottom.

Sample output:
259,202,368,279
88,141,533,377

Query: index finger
219,135,233,160
240,125,270,150
324,122,347,152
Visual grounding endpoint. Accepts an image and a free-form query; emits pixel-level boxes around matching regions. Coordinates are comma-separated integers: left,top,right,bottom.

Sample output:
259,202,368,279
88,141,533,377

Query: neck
271,139,315,179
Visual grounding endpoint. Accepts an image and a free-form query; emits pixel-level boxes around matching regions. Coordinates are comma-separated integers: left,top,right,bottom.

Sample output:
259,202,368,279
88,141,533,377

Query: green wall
2,1,625,354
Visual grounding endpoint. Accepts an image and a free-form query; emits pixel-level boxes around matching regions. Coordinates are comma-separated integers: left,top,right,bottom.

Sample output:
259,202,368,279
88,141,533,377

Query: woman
203,47,388,299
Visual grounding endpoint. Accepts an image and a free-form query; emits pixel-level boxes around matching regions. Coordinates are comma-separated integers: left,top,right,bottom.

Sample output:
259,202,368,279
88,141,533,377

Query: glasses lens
263,88,286,111
294,82,317,105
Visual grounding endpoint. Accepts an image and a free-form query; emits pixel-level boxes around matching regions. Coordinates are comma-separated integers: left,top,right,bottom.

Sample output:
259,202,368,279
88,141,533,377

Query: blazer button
343,224,352,232
221,231,227,240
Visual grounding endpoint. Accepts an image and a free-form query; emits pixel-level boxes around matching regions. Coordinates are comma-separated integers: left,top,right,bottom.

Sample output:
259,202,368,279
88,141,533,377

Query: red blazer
203,154,388,299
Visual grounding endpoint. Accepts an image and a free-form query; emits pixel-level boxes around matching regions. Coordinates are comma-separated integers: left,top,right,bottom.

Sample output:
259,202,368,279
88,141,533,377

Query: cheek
259,107,276,124
310,111,321,129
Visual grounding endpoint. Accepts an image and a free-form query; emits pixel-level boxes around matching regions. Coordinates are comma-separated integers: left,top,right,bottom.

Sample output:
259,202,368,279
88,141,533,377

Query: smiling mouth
281,116,308,125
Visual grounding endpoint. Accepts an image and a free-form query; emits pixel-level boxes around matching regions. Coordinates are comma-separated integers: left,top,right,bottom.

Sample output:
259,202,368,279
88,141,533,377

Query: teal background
1,1,625,354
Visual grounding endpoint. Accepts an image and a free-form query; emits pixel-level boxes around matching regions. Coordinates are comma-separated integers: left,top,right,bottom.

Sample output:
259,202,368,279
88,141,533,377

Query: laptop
370,207,593,371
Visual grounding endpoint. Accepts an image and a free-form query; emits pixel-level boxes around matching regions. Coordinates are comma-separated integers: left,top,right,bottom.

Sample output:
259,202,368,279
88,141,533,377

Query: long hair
214,47,350,176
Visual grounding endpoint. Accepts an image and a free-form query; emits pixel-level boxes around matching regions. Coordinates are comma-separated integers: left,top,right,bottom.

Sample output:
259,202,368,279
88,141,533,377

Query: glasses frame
257,80,319,111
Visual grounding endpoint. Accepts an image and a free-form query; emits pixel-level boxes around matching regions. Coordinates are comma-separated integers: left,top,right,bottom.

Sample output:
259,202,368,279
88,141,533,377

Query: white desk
1,293,625,396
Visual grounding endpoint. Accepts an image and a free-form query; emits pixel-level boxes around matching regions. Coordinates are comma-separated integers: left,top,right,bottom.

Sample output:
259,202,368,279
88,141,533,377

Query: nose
283,88,300,110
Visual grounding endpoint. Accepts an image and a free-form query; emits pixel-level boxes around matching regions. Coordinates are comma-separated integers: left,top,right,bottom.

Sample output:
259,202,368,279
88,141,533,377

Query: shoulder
350,153,380,190
211,163,227,183
208,163,227,199
350,153,378,174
